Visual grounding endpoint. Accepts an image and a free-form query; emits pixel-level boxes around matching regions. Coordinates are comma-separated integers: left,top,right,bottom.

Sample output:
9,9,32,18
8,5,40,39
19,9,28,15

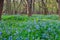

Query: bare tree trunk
57,0,60,16
38,0,41,14
6,0,11,15
27,0,32,16
41,0,48,15
13,0,17,14
0,0,4,20
32,0,35,14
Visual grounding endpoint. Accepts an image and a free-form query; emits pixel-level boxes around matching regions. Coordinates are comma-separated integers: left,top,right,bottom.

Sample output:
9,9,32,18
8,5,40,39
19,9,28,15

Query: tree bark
41,0,48,15
57,0,60,16
27,0,32,16
6,0,11,15
0,0,4,20
32,0,35,14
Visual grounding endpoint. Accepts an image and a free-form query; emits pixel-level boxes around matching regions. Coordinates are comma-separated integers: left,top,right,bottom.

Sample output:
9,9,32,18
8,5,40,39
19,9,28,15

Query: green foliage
0,15,60,40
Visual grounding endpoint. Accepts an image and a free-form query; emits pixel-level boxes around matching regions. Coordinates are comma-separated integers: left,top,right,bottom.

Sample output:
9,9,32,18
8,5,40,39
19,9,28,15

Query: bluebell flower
32,36,35,40
3,38,6,40
16,37,22,40
34,20,37,24
6,29,10,34
27,29,31,32
8,36,12,40
16,31,19,34
41,22,46,27
47,27,51,32
0,32,2,35
41,33,49,39
53,31,57,35
19,36,23,40
25,37,29,40
55,34,58,39
35,25,40,30
0,28,2,30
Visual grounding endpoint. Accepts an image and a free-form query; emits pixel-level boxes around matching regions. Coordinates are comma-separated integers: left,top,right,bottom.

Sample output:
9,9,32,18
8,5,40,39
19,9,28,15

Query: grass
0,14,60,40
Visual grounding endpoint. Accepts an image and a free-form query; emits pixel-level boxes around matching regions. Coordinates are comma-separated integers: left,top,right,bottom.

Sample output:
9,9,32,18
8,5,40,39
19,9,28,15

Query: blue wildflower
25,37,29,40
47,27,51,32
3,38,6,40
32,36,35,40
16,31,19,34
8,36,12,40
41,22,46,27
27,29,31,32
41,33,49,39
35,25,40,30
16,37,22,40
0,32,2,35
34,20,37,24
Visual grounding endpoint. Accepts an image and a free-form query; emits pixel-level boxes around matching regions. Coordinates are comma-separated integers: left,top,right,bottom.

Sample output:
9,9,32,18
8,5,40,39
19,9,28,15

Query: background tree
41,0,48,15
2,0,58,16
6,0,12,14
27,0,33,16
0,0,4,20
57,0,60,16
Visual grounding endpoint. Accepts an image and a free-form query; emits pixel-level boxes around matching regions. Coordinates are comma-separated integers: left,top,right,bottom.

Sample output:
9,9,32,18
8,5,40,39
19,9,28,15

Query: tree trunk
32,0,35,14
0,0,4,20
27,0,32,16
41,0,48,15
6,0,11,15
38,0,41,14
57,0,60,16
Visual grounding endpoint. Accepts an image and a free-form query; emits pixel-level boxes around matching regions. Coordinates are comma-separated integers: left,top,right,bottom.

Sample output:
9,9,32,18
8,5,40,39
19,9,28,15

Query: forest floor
0,14,60,40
